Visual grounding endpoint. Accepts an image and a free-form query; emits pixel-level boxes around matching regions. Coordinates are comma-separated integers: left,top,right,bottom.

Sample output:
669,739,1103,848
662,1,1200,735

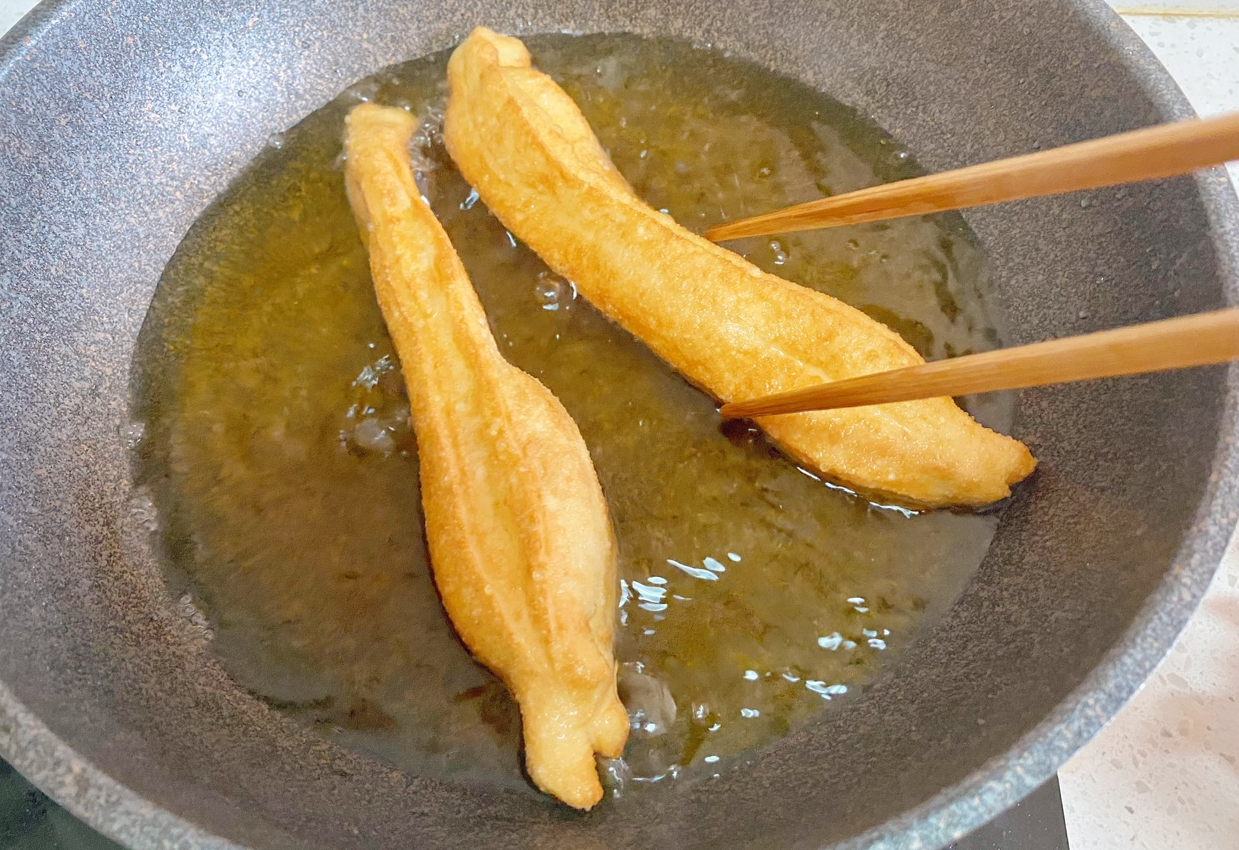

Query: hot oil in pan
132,33,1013,799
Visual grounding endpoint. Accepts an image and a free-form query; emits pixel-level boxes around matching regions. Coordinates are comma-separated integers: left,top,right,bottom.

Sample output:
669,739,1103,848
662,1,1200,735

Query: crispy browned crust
344,103,628,809
444,29,1036,508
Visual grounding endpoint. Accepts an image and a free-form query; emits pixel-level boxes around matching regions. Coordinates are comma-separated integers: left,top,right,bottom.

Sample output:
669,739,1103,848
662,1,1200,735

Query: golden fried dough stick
343,103,627,809
444,29,1036,508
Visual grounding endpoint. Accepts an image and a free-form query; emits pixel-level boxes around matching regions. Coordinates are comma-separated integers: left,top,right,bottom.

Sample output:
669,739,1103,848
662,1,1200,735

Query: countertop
1,1,1237,848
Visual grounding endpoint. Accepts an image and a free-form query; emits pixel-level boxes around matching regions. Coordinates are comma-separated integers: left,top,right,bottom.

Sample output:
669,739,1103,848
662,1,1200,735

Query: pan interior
132,32,1013,801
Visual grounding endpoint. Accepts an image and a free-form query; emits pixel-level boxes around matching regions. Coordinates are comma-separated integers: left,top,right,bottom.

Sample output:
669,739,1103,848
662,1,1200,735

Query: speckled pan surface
0,0,1235,848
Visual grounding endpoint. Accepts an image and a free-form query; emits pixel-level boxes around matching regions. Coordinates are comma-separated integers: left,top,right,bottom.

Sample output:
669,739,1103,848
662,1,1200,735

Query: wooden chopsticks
705,112,1239,242
719,308,1239,419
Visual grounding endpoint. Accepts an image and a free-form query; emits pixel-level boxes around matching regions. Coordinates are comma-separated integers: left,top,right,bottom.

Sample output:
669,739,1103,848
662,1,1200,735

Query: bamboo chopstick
705,112,1239,242
719,308,1239,419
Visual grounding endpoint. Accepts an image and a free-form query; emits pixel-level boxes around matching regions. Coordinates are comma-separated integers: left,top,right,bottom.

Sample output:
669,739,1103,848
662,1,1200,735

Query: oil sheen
132,33,1013,802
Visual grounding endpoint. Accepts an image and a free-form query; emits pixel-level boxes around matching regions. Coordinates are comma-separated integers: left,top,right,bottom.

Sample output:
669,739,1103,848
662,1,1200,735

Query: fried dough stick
343,104,627,810
444,29,1036,508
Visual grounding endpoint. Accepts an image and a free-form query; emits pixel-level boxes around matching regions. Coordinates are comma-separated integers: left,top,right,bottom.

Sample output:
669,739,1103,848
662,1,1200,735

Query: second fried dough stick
343,103,628,810
444,28,1036,509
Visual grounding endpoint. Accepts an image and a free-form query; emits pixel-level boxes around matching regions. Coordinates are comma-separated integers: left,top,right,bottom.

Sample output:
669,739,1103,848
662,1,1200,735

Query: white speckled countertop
1,1,1236,847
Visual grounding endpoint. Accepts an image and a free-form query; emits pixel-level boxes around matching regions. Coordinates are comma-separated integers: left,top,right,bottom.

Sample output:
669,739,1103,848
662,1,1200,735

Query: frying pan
0,1,1236,848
